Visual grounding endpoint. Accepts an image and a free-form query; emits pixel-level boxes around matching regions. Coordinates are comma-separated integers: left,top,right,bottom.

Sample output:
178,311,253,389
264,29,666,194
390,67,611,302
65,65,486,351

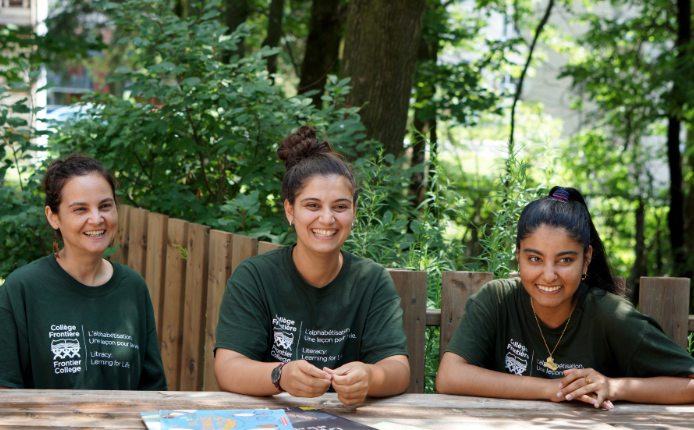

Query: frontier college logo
52,339,81,359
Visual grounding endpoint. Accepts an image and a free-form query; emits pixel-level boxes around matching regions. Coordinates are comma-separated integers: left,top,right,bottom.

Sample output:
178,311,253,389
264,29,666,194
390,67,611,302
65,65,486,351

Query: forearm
215,354,280,396
366,356,410,397
610,376,694,404
436,352,552,400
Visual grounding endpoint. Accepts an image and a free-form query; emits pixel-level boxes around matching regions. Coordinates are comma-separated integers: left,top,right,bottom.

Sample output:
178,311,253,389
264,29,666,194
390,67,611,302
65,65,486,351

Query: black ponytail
516,186,619,296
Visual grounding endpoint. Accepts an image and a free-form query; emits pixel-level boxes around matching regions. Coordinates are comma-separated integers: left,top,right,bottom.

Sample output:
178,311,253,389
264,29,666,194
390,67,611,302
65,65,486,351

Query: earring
53,230,61,259
289,220,293,227
351,222,354,228
582,272,587,280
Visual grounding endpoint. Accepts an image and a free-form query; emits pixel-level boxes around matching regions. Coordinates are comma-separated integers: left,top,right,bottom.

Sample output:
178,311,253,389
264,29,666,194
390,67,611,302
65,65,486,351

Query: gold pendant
544,356,558,371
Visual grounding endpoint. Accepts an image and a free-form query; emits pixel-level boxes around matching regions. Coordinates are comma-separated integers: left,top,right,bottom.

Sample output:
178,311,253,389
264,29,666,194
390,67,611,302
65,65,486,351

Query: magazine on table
139,407,378,430
159,409,293,430
284,406,375,429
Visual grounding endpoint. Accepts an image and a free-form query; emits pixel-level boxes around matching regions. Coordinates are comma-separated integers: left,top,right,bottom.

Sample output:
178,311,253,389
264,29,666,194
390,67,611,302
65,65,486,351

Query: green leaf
180,77,201,87
6,117,27,127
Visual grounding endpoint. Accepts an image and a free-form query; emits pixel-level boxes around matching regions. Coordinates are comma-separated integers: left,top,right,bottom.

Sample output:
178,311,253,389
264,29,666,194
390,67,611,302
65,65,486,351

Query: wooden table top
1,389,693,429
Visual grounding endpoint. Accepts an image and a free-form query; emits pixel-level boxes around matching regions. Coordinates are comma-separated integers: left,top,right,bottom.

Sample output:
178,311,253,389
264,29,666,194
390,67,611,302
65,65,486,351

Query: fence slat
440,272,494,361
126,208,149,277
161,218,189,391
110,205,131,265
258,241,283,255
639,277,690,349
180,223,210,391
387,270,427,394
231,235,258,273
203,230,233,391
145,213,168,342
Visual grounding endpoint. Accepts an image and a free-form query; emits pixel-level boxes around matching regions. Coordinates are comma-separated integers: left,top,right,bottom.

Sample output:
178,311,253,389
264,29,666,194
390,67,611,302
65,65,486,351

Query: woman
214,126,410,406
0,154,167,390
436,187,694,408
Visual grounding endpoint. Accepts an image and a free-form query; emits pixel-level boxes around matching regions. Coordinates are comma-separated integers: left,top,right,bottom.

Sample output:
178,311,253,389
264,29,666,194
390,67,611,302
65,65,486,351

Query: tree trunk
667,0,691,276
225,0,250,61
410,31,439,208
627,197,646,301
685,126,694,277
341,0,427,157
298,0,343,109
262,0,285,76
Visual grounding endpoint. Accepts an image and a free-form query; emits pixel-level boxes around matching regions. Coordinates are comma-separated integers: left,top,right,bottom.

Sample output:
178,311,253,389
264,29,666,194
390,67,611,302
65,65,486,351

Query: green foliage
53,0,365,241
475,148,545,278
0,27,58,281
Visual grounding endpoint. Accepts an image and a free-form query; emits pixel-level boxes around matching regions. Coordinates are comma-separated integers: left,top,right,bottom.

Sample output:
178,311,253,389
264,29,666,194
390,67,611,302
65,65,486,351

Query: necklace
530,297,575,371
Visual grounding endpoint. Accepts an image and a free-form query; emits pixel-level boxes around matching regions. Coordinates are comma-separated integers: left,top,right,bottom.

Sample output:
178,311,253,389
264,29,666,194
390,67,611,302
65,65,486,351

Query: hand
324,362,372,406
557,368,614,410
278,360,332,398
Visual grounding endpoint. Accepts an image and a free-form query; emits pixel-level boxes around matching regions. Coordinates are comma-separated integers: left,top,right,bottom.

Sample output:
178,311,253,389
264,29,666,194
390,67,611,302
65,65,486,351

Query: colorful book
159,409,294,430
140,411,161,430
284,407,375,430
371,423,429,430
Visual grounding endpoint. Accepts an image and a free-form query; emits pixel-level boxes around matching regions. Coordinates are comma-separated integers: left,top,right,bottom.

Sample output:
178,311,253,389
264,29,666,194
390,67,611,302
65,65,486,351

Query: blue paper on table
159,409,294,430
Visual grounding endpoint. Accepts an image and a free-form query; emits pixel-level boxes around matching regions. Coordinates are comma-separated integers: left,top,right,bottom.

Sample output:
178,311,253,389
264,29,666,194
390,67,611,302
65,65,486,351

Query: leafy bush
0,27,56,280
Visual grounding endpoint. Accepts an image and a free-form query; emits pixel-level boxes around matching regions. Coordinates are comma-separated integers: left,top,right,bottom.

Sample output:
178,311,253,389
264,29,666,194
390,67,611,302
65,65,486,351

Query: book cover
140,411,161,430
284,407,375,430
159,409,294,430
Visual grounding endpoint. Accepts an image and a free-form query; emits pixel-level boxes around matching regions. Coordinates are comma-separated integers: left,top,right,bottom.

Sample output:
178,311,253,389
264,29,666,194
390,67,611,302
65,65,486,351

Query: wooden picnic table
1,390,693,429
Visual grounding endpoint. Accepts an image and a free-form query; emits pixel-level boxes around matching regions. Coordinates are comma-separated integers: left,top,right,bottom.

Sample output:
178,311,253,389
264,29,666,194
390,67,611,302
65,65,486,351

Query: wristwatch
271,361,286,392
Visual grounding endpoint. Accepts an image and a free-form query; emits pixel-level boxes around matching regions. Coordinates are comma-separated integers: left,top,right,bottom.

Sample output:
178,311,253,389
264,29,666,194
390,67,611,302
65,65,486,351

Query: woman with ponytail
436,187,694,407
214,126,410,405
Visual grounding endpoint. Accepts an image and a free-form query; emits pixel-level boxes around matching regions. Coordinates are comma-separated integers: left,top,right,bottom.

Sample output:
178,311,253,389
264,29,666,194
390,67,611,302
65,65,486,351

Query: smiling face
46,173,118,258
284,174,356,256
516,224,592,321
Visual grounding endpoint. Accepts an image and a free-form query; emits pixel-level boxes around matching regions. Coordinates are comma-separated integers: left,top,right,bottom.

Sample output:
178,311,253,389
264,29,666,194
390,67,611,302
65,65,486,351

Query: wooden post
203,230,233,391
639,277,690,349
258,241,283,255
126,207,149,277
440,272,494,361
145,212,168,341
387,269,427,394
110,204,131,265
160,218,189,391
179,223,210,391
231,235,258,273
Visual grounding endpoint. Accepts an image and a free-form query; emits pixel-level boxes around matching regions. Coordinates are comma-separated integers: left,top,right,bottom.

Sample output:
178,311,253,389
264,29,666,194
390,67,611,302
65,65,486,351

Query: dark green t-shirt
446,277,694,379
215,246,408,369
0,255,167,390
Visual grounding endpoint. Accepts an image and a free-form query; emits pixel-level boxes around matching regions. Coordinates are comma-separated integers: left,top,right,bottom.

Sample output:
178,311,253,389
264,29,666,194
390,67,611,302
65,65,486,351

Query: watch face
271,366,281,384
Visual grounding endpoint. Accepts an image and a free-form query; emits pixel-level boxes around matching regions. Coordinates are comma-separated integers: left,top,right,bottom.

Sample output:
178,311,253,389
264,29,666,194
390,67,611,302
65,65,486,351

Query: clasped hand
278,360,372,406
553,368,614,410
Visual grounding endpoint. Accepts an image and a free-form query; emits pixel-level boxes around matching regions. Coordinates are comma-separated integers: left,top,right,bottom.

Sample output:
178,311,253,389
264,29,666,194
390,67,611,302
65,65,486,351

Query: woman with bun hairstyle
214,126,410,405
436,187,694,408
0,154,167,390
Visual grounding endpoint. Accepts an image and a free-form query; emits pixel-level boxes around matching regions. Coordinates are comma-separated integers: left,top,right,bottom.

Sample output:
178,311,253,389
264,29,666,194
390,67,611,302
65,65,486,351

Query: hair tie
551,190,570,201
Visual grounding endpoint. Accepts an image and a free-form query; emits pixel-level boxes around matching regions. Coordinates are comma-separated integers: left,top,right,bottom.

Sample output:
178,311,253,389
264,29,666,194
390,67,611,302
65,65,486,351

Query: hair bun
277,125,333,169
548,186,588,207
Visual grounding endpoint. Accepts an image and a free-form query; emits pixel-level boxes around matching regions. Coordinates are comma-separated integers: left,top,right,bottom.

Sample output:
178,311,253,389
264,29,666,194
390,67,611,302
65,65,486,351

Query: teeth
84,230,105,237
538,285,562,292
312,229,337,237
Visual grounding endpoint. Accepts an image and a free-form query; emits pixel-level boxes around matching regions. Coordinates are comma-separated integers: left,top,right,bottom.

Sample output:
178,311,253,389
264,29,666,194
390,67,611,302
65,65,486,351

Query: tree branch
509,0,555,151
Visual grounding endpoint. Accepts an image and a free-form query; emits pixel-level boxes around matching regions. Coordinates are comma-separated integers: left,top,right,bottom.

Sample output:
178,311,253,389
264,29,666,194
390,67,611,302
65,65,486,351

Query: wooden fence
111,205,694,393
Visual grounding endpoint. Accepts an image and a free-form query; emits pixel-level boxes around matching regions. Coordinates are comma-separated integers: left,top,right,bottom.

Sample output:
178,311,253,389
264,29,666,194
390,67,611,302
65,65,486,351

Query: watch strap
273,361,286,392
